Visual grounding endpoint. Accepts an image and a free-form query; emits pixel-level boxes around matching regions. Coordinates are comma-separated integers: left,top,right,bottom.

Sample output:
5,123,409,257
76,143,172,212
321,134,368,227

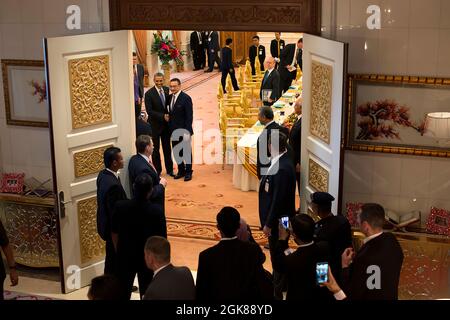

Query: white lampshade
425,112,450,139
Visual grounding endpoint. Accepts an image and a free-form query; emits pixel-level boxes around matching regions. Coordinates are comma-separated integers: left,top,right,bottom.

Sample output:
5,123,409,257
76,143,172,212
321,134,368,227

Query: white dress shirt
170,91,181,112
221,236,238,241
106,168,120,179
363,232,383,245
153,263,171,278
139,153,150,163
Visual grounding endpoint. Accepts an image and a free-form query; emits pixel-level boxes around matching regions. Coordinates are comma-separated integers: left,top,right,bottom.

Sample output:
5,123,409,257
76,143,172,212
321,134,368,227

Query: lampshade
425,112,450,139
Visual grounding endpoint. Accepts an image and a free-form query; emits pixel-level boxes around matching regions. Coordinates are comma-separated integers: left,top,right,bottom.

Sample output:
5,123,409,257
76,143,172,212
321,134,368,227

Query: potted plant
151,33,185,84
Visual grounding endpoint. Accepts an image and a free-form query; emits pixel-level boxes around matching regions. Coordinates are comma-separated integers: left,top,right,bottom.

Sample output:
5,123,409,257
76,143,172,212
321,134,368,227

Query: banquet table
232,83,302,191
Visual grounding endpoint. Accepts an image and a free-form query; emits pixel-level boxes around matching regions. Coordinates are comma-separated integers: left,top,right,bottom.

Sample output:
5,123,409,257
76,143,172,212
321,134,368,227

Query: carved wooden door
44,30,135,293
220,31,257,64
300,34,348,216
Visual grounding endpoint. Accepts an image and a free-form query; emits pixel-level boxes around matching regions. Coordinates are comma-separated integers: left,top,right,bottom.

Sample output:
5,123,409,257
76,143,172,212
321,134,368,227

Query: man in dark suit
135,106,152,138
112,174,167,299
323,203,404,300
201,31,208,68
144,73,174,177
273,214,333,301
260,57,280,106
133,52,145,108
278,38,303,95
256,106,289,179
270,32,285,68
313,192,352,286
167,78,194,181
128,135,167,211
96,147,128,274
143,236,195,300
249,35,266,75
289,97,302,197
258,132,296,299
205,31,221,72
196,207,269,301
190,31,205,71
221,38,240,93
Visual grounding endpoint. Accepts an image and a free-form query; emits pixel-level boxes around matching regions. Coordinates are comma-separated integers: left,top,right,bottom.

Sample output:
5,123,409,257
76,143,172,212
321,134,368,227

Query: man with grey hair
143,236,195,300
323,203,404,300
144,72,174,177
260,57,280,106
256,106,289,179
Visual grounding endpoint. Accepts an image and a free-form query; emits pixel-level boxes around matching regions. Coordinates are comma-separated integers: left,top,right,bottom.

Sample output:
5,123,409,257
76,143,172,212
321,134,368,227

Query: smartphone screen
280,216,289,229
316,262,329,284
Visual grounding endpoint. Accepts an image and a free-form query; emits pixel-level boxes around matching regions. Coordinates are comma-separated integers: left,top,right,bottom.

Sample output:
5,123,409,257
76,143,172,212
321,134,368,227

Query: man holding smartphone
272,214,332,301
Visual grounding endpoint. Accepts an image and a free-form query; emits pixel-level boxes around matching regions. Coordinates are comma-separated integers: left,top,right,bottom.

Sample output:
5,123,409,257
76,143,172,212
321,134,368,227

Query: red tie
148,159,156,172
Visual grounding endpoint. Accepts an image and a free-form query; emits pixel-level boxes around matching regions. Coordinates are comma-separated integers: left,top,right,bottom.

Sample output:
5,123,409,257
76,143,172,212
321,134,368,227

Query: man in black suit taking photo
144,72,174,177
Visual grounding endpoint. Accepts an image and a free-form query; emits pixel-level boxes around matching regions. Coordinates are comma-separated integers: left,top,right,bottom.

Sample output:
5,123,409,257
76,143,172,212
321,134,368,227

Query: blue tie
159,89,165,106
262,71,269,85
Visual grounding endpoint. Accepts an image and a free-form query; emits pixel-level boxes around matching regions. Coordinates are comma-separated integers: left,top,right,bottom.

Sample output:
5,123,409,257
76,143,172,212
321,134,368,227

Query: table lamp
425,112,450,146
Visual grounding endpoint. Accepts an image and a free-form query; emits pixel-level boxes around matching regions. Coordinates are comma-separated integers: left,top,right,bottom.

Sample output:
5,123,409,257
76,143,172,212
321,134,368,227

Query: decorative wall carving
308,158,329,192
73,145,112,178
77,197,105,265
2,201,58,267
68,55,112,129
109,0,321,33
310,61,332,144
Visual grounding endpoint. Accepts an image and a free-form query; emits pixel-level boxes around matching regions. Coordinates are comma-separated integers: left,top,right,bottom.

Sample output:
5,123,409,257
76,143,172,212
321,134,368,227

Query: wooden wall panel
109,0,321,34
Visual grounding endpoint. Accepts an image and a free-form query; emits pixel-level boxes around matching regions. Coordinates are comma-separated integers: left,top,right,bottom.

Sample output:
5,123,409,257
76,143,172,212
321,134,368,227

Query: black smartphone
316,262,329,284
280,216,289,229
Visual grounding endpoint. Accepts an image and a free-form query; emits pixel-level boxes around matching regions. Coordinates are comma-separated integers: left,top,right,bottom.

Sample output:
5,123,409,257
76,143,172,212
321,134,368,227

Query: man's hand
296,163,301,173
278,223,289,241
268,98,274,103
164,114,170,122
263,226,271,237
10,269,18,286
159,177,168,188
321,267,341,294
342,247,355,268
140,111,149,122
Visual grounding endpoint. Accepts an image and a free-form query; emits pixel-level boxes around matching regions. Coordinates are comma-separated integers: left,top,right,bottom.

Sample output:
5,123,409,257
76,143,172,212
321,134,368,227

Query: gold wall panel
308,158,329,192
68,55,112,129
310,61,332,144
73,145,112,178
77,196,105,265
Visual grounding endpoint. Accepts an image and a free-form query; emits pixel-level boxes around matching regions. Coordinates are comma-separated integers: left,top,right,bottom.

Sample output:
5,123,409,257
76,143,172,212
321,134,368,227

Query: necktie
170,94,176,112
159,88,165,106
262,71,269,84
148,158,156,172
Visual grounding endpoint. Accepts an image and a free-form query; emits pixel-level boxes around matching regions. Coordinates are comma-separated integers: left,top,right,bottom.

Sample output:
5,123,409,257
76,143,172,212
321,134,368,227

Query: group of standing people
190,31,221,72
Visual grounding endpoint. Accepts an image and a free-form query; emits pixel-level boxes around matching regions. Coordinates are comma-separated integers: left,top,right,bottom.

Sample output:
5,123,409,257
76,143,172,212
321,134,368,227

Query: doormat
3,290,56,300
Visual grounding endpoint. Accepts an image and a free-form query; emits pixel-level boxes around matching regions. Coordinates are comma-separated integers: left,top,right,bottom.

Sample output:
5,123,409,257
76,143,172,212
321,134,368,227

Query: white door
300,34,347,215
44,30,135,293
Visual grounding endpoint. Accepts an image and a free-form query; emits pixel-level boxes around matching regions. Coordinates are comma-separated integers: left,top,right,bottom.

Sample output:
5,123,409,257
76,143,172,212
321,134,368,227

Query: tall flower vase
162,63,171,86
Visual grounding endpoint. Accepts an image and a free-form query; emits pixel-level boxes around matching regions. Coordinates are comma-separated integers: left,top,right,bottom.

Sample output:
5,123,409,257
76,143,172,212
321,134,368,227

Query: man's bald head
264,57,276,70
294,96,303,115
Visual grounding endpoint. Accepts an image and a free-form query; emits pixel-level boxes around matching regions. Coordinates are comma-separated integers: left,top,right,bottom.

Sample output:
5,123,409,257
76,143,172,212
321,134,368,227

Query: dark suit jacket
257,121,290,179
314,215,353,285
190,31,203,51
343,232,404,300
134,64,145,99
96,169,127,241
221,46,234,71
196,239,269,301
272,241,333,301
128,154,164,206
260,69,280,102
278,44,302,81
167,91,194,135
270,39,285,59
144,86,170,135
207,31,220,52
249,45,266,69
143,264,195,300
289,117,302,165
136,117,152,138
112,199,166,272
258,153,296,229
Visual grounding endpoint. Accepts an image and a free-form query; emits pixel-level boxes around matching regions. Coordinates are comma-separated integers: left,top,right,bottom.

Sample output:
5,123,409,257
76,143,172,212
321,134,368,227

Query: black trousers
296,171,301,201
172,136,193,174
207,50,221,71
251,59,264,75
104,237,117,275
152,128,173,175
192,49,205,70
221,69,239,93
119,265,153,300
268,228,287,300
280,72,296,95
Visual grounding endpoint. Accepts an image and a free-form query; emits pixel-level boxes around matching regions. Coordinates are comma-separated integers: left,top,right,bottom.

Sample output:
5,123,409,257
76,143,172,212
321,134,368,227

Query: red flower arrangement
151,33,185,66
29,80,47,103
356,99,426,141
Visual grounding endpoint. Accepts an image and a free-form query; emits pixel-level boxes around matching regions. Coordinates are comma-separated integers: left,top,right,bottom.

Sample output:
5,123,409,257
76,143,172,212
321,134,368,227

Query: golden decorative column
161,63,171,86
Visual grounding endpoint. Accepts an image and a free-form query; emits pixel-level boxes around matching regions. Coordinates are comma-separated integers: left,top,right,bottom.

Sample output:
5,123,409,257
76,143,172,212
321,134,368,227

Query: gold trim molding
68,55,112,129
73,145,112,178
77,196,105,265
308,158,329,192
310,60,332,145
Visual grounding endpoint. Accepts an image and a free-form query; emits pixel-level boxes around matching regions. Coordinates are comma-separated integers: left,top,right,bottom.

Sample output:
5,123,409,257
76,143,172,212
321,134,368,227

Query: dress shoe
184,173,193,181
174,172,186,179
204,70,213,73
167,172,175,178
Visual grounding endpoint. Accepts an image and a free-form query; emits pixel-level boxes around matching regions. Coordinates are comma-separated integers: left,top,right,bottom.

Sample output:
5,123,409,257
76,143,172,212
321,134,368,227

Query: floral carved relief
308,158,329,192
310,61,332,144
